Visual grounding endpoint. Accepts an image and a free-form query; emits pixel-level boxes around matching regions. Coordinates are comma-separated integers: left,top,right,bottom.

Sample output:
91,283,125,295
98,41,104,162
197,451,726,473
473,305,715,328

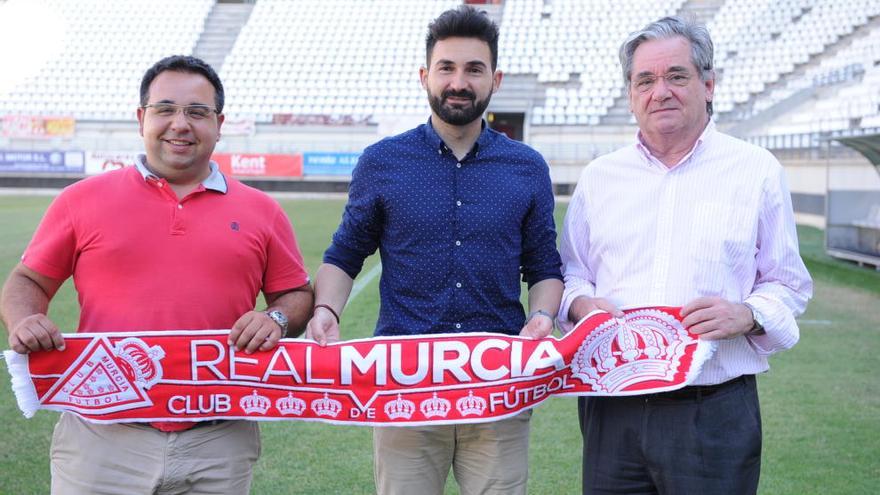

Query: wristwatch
266,310,289,332
743,303,765,336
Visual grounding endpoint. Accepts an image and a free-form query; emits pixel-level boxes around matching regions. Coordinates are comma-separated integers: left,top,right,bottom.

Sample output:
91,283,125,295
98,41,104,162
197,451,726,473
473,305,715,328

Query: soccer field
0,195,878,494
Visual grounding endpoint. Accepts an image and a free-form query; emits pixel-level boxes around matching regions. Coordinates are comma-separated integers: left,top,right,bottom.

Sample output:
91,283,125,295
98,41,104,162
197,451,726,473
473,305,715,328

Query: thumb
306,320,326,346
520,319,548,340
597,299,624,318
315,324,329,347
519,322,536,339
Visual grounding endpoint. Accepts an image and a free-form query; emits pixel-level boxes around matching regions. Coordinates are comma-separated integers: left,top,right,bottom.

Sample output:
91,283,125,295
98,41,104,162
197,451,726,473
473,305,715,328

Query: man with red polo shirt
0,55,313,494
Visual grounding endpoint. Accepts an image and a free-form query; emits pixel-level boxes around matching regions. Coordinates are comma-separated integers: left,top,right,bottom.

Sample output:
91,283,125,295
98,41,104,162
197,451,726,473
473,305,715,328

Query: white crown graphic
276,392,307,416
113,338,165,389
570,309,689,393
420,392,451,418
456,390,487,417
239,390,271,415
311,393,343,418
383,394,416,420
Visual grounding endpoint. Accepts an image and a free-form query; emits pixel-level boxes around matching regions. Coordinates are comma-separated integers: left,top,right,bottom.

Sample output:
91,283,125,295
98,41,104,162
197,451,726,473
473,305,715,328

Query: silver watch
266,310,288,332
743,303,765,336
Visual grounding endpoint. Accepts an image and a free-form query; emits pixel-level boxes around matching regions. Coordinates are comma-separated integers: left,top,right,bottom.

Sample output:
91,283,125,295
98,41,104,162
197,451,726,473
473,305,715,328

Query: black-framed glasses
631,72,694,93
141,103,220,120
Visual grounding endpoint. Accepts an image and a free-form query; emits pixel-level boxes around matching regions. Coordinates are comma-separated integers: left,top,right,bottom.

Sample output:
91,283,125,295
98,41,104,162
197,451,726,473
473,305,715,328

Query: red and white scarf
3,307,714,426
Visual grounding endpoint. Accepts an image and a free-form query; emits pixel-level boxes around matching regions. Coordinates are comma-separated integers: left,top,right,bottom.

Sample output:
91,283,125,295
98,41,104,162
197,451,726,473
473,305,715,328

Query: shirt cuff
743,295,799,355
323,241,366,280
557,282,596,334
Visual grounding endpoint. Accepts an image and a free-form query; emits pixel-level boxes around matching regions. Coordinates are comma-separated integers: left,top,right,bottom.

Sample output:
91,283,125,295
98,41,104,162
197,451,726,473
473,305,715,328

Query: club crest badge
41,337,165,414
570,309,691,393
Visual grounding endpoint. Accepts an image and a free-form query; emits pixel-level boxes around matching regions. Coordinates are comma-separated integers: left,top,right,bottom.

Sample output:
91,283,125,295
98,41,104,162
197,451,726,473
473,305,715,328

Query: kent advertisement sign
213,153,303,178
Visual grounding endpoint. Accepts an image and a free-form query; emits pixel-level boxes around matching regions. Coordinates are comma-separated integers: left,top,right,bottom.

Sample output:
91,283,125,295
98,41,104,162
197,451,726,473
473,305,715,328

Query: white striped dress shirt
558,122,813,385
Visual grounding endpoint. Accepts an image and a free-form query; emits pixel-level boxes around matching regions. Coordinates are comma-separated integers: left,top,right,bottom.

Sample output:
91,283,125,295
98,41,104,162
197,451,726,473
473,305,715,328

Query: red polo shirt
23,165,309,333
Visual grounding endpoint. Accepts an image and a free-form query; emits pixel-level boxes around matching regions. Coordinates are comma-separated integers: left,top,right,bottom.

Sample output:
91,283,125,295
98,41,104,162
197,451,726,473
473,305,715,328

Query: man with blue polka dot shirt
305,6,563,495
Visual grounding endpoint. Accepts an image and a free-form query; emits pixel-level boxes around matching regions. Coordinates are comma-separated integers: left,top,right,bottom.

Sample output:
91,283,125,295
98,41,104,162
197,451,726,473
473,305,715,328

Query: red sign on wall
2,115,76,139
212,153,303,178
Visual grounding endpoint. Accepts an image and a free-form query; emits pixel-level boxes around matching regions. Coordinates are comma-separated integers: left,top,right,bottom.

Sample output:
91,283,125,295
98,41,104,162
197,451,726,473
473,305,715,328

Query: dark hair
426,5,499,71
139,55,224,113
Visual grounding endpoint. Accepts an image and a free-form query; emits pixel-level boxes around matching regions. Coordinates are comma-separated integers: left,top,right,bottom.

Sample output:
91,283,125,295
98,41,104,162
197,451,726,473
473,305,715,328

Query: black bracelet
314,304,340,324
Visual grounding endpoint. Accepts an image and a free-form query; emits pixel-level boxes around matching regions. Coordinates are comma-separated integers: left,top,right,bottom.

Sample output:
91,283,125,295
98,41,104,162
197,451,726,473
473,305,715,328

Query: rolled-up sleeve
745,163,813,355
520,158,563,288
323,151,383,279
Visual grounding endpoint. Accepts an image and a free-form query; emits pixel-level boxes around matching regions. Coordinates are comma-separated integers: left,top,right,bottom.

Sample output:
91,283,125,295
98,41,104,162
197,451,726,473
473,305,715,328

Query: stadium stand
499,0,686,126
1,0,879,264
220,0,460,122
759,26,880,134
0,0,213,121
0,0,876,134
709,0,880,126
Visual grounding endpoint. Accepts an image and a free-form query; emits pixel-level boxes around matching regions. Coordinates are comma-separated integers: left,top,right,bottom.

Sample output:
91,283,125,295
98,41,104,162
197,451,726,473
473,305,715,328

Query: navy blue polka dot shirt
324,119,563,336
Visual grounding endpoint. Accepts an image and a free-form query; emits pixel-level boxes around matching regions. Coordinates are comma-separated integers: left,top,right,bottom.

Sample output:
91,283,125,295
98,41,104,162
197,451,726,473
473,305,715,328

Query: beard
428,88,493,126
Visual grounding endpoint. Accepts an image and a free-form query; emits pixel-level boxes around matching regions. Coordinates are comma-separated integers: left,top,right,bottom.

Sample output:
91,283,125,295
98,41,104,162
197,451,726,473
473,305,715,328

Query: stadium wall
0,120,851,226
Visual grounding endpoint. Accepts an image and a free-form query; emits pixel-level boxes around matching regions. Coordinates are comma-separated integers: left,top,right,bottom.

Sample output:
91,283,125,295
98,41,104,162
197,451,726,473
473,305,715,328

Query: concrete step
192,2,254,71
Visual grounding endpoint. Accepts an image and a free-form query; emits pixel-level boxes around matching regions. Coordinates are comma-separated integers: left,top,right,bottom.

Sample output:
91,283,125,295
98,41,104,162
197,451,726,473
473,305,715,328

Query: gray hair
619,16,715,116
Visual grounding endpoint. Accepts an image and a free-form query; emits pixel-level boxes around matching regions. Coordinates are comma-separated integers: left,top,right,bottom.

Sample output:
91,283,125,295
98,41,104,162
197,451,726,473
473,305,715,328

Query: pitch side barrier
0,150,579,195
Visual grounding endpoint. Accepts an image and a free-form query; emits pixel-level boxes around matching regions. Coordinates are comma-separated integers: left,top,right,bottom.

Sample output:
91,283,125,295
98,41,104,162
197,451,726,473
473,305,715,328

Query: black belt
191,419,228,429
644,375,751,401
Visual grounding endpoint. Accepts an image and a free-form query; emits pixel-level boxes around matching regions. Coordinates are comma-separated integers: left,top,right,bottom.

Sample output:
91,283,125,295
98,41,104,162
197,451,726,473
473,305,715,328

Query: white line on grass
349,262,382,303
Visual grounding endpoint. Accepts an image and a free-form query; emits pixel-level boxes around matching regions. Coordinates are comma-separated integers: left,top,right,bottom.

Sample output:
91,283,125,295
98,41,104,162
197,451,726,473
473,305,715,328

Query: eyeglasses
141,103,220,120
631,72,694,93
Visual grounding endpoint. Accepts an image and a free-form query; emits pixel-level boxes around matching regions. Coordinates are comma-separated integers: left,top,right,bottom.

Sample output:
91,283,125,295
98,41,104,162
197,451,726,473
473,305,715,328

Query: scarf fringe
2,351,39,418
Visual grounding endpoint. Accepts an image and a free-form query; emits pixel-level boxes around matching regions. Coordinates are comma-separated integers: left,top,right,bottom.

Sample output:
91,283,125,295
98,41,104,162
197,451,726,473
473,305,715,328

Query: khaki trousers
50,413,260,495
373,410,532,495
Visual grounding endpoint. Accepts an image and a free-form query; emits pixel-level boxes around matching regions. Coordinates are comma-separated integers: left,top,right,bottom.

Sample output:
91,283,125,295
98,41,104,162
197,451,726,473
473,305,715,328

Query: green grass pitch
0,195,877,494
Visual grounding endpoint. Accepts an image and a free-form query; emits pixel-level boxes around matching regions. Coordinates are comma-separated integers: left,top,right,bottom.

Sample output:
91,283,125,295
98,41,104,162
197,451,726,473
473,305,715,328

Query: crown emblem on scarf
276,392,307,416
384,394,416,420
240,390,271,415
456,390,487,417
570,309,690,393
113,338,165,389
420,392,451,418
311,393,343,418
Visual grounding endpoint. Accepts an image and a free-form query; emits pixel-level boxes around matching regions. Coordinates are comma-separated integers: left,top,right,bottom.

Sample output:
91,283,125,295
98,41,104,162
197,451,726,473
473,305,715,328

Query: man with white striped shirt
558,17,812,495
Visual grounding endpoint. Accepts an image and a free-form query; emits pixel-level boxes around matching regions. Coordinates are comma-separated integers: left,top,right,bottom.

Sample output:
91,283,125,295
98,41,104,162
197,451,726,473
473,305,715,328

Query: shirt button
455,323,462,329
157,182,163,187
438,149,442,155
455,282,462,288
177,204,183,209
456,163,462,168
456,200,462,207
455,240,461,246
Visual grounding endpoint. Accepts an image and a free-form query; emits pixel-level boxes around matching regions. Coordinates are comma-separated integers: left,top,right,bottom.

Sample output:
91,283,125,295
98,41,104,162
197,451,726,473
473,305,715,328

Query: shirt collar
423,118,493,157
635,119,715,170
135,154,228,193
